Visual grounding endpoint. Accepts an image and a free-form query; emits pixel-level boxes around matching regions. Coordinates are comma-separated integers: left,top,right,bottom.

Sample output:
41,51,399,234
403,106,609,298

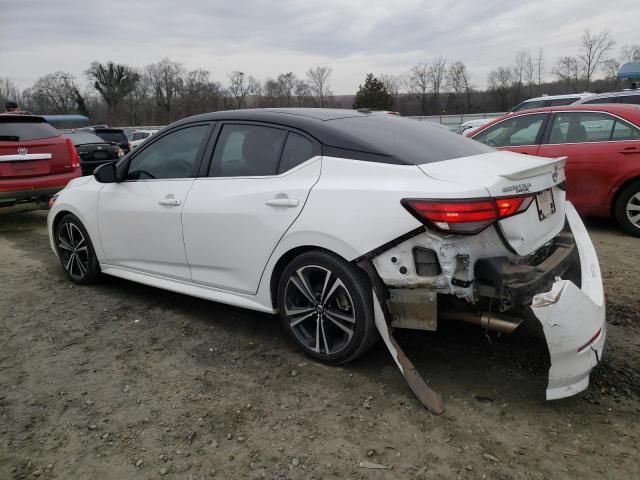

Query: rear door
0,116,72,180
471,112,549,155
536,111,623,214
182,123,321,294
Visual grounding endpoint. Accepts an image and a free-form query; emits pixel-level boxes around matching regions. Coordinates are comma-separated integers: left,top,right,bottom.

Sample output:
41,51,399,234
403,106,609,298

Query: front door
536,111,635,214
182,124,322,294
97,123,212,280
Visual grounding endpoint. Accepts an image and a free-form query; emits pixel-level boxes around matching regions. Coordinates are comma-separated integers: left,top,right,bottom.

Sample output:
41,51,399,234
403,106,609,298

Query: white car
127,129,158,149
509,92,594,113
458,118,494,136
47,108,605,409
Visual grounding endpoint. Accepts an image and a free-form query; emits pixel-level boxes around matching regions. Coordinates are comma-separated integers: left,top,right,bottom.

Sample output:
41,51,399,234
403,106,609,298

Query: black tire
614,181,640,237
55,214,102,284
277,250,379,365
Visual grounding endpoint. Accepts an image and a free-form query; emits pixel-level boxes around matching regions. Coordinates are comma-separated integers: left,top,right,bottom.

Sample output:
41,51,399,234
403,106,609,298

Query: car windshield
328,115,493,164
66,133,107,145
0,117,59,141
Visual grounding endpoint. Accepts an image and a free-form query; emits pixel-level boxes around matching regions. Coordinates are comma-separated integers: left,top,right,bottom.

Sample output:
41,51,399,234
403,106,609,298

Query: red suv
470,104,640,236
0,114,81,207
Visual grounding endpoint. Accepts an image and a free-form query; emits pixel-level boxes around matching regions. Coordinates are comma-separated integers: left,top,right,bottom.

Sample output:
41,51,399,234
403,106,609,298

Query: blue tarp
617,62,640,80
42,114,89,123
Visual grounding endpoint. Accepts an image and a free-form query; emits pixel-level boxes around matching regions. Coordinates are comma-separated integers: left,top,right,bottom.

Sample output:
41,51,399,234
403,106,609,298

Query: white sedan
47,108,605,410
127,129,158,149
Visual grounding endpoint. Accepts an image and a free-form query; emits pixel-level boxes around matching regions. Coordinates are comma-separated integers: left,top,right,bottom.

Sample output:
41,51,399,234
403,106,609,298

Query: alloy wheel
57,222,90,280
284,265,356,355
626,192,640,229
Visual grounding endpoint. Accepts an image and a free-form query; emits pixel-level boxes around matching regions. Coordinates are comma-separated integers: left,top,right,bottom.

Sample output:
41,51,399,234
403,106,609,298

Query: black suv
79,126,130,154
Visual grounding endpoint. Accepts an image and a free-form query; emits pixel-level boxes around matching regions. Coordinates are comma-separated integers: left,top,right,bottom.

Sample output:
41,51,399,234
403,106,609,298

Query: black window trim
118,121,215,182
474,111,550,147
199,120,321,179
540,110,640,145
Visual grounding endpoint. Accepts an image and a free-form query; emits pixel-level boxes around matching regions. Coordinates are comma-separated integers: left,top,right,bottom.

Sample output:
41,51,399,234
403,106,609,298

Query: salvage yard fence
408,112,506,131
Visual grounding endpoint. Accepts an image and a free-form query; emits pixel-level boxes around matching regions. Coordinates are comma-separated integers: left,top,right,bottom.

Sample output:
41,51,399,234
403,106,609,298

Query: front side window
619,94,640,105
549,98,579,106
210,124,287,177
127,125,209,180
547,112,614,144
611,119,640,141
511,100,545,112
473,114,546,147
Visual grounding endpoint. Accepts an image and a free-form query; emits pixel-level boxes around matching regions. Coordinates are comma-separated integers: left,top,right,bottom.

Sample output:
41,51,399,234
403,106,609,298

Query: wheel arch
269,245,350,309
610,175,640,217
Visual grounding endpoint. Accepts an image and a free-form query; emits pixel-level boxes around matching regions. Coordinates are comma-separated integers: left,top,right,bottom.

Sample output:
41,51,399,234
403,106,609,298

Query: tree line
1,29,638,125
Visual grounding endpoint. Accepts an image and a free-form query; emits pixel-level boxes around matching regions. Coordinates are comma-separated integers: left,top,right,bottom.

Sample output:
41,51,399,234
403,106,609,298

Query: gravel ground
1,208,639,480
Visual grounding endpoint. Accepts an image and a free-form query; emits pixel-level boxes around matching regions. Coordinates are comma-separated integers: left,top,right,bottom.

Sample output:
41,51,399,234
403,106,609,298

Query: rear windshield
0,117,59,141
95,130,127,143
66,133,107,145
327,115,493,165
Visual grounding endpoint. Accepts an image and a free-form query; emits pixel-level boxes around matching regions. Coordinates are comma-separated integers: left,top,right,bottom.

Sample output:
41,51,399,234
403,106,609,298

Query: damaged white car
47,108,605,412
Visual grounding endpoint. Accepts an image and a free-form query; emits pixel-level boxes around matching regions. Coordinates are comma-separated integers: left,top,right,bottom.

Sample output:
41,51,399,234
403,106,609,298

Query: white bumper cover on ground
532,202,606,400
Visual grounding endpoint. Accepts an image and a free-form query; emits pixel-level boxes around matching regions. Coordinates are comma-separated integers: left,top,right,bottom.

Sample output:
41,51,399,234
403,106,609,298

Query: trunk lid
0,116,73,179
419,151,567,255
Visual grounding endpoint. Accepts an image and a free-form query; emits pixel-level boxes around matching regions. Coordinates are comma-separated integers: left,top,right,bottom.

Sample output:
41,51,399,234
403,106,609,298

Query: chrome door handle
158,198,181,206
265,198,299,207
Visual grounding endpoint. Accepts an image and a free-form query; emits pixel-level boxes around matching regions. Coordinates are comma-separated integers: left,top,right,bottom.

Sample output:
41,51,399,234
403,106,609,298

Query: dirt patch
1,210,639,479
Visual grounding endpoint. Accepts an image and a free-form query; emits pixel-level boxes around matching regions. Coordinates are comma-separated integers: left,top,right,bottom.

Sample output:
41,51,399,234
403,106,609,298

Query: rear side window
95,130,127,143
0,118,59,141
278,133,317,173
210,124,287,177
473,114,547,147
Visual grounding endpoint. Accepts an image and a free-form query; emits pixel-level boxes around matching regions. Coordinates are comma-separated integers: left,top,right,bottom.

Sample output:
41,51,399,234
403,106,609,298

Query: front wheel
614,181,640,237
55,214,101,284
277,251,378,365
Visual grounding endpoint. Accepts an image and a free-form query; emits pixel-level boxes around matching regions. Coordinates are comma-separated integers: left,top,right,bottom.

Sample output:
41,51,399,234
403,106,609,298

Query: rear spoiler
499,156,567,181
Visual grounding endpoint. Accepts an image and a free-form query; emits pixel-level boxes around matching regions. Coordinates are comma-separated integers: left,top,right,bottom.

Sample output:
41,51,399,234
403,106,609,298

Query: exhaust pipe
439,310,522,334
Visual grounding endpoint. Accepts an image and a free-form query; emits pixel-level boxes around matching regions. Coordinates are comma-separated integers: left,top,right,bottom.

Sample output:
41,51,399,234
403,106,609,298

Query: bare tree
227,71,258,109
294,79,311,107
535,48,545,89
579,29,616,90
445,61,472,111
306,66,332,107
146,58,186,122
602,58,621,81
621,44,640,63
0,78,24,108
523,53,536,97
86,61,139,119
553,56,581,92
428,57,447,112
379,74,400,109
513,50,530,103
180,69,223,115
487,66,514,111
30,71,80,114
410,62,430,115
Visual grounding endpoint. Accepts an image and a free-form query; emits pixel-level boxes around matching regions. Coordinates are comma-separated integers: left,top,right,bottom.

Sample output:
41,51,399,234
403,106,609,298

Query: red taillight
65,137,81,169
403,196,534,234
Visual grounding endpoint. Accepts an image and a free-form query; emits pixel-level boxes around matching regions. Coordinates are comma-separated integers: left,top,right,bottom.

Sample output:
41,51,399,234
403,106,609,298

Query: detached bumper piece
475,232,578,312
532,202,606,400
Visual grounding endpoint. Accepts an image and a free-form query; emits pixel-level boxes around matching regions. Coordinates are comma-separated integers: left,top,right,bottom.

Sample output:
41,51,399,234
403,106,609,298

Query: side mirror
94,162,118,183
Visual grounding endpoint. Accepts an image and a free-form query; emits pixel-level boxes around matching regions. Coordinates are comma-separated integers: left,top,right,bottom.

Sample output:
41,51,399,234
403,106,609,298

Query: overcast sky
1,0,638,94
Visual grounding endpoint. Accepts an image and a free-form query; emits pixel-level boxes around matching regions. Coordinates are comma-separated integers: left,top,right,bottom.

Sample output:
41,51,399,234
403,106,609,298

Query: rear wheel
277,251,378,365
55,214,101,284
614,181,640,237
